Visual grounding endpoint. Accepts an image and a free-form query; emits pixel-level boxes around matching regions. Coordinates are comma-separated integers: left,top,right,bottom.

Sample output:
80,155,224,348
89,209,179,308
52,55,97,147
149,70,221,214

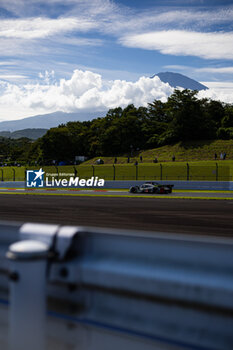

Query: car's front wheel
130,187,137,193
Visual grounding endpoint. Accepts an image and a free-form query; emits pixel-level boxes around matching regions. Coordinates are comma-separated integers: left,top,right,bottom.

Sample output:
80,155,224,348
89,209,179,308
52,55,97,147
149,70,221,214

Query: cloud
0,74,28,80
163,65,188,70
120,30,233,60
0,69,173,120
2,1,233,38
38,70,55,84
0,69,233,121
108,7,233,36
201,81,233,89
0,61,18,66
164,65,233,74
141,8,233,29
198,81,233,103
0,17,96,40
197,67,233,73
1,1,233,82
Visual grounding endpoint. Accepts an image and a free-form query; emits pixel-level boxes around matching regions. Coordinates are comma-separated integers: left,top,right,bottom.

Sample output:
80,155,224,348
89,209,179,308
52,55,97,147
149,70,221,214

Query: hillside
82,140,233,164
0,128,47,140
0,111,106,131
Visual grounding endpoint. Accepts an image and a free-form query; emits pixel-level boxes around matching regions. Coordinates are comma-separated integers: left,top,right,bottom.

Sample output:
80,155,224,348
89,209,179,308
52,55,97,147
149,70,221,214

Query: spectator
153,157,158,163
214,153,217,160
140,156,143,162
74,168,78,177
127,157,130,163
114,157,117,164
172,155,175,162
220,152,223,160
223,152,226,160
135,160,138,166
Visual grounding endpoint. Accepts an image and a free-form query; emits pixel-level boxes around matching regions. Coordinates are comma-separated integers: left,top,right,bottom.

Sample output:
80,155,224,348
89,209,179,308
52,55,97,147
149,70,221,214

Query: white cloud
2,2,233,41
0,75,28,80
163,65,233,74
120,30,233,60
198,82,233,103
102,7,233,37
38,70,55,84
135,8,233,29
1,1,233,82
0,69,173,121
201,81,233,89
0,61,18,66
0,17,96,40
0,69,232,122
163,65,190,71
197,67,233,73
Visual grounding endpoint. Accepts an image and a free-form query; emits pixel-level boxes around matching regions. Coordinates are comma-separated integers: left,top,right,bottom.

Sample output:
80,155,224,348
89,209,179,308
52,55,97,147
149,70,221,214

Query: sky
0,0,233,121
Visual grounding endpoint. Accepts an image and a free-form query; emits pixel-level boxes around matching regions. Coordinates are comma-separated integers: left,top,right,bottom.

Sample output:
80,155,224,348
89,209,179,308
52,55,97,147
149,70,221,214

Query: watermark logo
26,168,45,187
26,168,105,188
46,176,104,187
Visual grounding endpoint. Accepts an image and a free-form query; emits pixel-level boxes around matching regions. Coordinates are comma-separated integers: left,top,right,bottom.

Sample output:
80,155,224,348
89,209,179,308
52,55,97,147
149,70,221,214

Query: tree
165,89,213,142
221,105,233,128
39,127,74,162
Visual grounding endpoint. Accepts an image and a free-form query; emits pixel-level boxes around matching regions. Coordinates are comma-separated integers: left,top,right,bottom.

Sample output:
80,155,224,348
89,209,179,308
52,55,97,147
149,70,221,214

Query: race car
129,182,174,194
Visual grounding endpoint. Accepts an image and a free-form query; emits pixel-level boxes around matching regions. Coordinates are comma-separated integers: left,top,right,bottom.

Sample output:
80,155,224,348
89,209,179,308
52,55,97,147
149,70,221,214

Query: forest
1,89,233,165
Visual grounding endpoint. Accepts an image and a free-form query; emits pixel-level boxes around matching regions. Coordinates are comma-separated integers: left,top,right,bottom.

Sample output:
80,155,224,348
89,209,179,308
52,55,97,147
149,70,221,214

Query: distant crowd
215,152,227,160
111,152,228,165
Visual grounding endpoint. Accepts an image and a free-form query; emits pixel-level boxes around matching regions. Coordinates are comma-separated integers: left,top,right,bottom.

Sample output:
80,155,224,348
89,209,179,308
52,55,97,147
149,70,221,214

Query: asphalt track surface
0,191,233,236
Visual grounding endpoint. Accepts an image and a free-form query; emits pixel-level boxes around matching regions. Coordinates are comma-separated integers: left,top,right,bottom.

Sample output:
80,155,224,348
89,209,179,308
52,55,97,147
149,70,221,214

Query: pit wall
1,180,233,190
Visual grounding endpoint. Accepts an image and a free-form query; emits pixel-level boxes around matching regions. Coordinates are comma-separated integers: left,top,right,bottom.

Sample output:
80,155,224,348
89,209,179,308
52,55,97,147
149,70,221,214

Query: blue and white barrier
1,180,232,190
103,180,233,191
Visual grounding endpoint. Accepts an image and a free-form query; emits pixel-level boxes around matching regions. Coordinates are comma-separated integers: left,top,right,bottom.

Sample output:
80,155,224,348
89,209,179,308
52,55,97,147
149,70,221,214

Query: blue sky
0,0,232,121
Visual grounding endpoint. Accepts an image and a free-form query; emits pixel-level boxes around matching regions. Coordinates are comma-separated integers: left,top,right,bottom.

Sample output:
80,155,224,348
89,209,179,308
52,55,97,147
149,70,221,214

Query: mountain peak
153,72,208,91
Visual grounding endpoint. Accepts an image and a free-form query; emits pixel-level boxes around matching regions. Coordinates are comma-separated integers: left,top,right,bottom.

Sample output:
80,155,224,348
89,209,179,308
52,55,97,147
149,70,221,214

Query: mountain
154,72,208,91
0,128,48,140
0,111,106,132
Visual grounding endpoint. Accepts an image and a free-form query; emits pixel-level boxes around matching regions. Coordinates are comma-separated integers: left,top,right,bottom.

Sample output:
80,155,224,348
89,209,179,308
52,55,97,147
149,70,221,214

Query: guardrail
0,222,233,349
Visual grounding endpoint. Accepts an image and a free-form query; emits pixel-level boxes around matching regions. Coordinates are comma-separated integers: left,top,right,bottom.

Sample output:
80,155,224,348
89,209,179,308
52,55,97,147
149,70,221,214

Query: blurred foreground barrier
0,222,233,349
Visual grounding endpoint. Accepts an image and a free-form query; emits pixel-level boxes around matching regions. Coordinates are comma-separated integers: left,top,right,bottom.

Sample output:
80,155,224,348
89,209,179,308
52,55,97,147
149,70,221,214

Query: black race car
129,182,174,194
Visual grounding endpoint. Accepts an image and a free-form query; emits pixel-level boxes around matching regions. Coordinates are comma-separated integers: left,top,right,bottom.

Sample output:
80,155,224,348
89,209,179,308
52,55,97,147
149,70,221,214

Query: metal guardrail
0,222,233,349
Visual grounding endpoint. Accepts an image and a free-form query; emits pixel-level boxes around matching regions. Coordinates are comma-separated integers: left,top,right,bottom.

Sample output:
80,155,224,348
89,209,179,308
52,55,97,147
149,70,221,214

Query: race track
0,193,233,236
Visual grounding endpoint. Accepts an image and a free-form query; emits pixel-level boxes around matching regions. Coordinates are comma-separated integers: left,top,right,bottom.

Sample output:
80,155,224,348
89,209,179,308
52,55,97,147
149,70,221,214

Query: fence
0,222,233,349
0,163,232,182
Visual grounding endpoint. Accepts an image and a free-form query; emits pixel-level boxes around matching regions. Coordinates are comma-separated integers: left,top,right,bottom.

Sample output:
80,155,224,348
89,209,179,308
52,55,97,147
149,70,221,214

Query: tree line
1,89,233,164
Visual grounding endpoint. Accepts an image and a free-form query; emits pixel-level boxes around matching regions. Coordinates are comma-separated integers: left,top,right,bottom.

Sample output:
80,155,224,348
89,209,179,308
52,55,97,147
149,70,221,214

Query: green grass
140,140,233,162
83,140,233,164
0,191,232,200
